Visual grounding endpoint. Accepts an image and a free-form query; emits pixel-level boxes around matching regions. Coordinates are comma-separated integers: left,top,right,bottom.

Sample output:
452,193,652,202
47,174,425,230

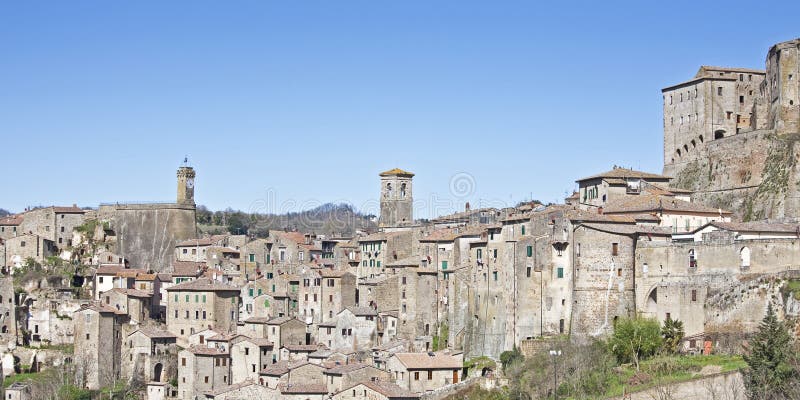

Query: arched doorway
647,287,658,316
740,247,751,268
153,363,163,382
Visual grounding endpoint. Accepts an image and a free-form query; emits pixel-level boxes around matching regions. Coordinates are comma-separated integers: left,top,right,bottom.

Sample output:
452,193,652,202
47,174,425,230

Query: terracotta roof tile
166,277,240,292
576,167,670,183
393,352,462,369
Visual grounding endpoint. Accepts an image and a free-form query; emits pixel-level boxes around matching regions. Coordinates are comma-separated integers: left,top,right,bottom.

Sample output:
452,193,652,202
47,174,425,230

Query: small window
414,372,420,380
611,243,619,256
556,267,564,279
526,246,533,257
717,87,723,96
691,289,697,302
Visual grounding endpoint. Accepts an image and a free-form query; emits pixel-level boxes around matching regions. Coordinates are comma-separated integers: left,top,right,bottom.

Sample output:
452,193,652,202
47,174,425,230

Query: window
182,249,188,254
526,246,532,257
691,289,697,301
526,267,531,278
557,267,564,279
717,87,723,96
414,372,420,380
492,271,498,281
617,268,622,277
249,254,255,262
428,370,433,380
740,247,751,268
576,243,581,257
688,249,697,268
611,243,619,256
402,277,407,285
665,312,671,320
477,249,482,259
441,261,448,270
181,358,186,366
521,225,526,235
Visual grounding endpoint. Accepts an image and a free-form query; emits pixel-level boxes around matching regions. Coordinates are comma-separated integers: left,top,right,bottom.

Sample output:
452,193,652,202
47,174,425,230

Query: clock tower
177,162,196,205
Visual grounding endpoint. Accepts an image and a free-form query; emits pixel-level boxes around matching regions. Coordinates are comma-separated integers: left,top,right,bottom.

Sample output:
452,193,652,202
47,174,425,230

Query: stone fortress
664,38,800,220
96,162,198,272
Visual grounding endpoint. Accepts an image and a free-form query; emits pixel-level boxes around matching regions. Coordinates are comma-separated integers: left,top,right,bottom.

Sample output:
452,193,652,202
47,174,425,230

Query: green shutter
249,254,255,262
185,295,189,302
377,261,381,268
174,294,178,303
521,226,526,235
441,261,448,270
195,295,199,303
557,267,564,278
249,288,254,297
258,289,262,296
527,246,533,257
202,294,206,303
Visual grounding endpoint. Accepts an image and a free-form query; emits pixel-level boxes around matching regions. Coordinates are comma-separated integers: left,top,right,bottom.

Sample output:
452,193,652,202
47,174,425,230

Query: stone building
316,307,377,350
177,345,231,400
331,380,418,400
265,316,307,352
2,234,56,269
0,277,16,345
662,66,766,175
0,214,23,241
74,303,129,390
384,256,437,344
662,38,800,220
166,278,240,345
379,168,414,228
575,167,672,210
124,328,178,386
386,352,462,394
230,335,275,383
323,363,391,394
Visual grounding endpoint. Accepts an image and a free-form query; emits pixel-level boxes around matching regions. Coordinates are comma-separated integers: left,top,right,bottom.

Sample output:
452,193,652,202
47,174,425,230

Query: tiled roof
171,261,205,277
419,227,484,242
166,277,240,292
260,361,290,376
243,317,271,324
52,206,85,214
338,380,420,399
135,273,157,281
347,306,378,317
707,221,800,234
203,380,260,396
279,383,328,394
175,235,228,247
393,352,462,369
603,194,731,215
379,168,415,177
77,302,119,314
576,167,670,183
325,362,372,375
580,223,673,236
108,288,152,298
186,345,228,356
134,328,177,339
283,344,321,352
565,210,637,224
0,215,23,226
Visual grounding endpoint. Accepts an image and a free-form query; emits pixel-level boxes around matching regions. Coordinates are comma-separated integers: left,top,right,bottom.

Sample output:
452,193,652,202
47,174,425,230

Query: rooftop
379,168,415,177
576,167,671,183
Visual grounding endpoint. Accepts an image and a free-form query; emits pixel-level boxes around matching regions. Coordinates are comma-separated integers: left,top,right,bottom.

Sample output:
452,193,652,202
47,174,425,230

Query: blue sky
1,1,798,218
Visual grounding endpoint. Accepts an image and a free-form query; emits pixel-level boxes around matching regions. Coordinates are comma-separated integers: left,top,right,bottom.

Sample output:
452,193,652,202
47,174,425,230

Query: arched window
740,247,751,268
400,183,406,198
386,183,393,198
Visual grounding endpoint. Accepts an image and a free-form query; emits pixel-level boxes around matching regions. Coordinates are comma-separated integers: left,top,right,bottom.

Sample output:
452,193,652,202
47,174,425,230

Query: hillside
196,202,378,237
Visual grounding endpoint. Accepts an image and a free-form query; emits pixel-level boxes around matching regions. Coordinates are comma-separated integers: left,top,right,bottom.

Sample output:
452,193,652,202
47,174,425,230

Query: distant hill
0,209,10,217
197,203,377,237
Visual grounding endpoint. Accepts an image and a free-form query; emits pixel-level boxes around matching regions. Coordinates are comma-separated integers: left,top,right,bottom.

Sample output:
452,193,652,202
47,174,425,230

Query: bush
608,317,663,371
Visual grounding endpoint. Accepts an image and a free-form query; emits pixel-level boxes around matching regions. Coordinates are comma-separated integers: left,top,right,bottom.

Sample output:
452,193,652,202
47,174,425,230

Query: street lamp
549,349,562,400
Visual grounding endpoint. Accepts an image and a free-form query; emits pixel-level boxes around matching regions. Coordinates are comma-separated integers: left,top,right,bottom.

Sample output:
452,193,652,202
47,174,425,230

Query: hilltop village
1,38,800,399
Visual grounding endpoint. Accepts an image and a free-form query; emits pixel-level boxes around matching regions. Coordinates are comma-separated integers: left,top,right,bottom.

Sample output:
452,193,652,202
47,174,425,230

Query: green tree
743,304,798,399
661,317,685,354
499,346,523,372
608,317,662,371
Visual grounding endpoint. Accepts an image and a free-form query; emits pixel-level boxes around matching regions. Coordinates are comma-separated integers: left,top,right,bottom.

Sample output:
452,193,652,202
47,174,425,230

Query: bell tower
177,159,196,205
379,168,414,227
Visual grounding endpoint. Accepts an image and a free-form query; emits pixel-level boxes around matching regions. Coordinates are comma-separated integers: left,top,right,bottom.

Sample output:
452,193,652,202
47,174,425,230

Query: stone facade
379,169,414,228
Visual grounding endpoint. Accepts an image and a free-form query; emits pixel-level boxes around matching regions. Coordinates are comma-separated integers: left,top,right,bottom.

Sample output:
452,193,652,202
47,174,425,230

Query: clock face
186,178,195,189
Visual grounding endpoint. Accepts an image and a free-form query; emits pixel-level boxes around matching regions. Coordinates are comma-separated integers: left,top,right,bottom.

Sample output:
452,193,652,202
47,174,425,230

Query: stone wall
99,203,196,271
